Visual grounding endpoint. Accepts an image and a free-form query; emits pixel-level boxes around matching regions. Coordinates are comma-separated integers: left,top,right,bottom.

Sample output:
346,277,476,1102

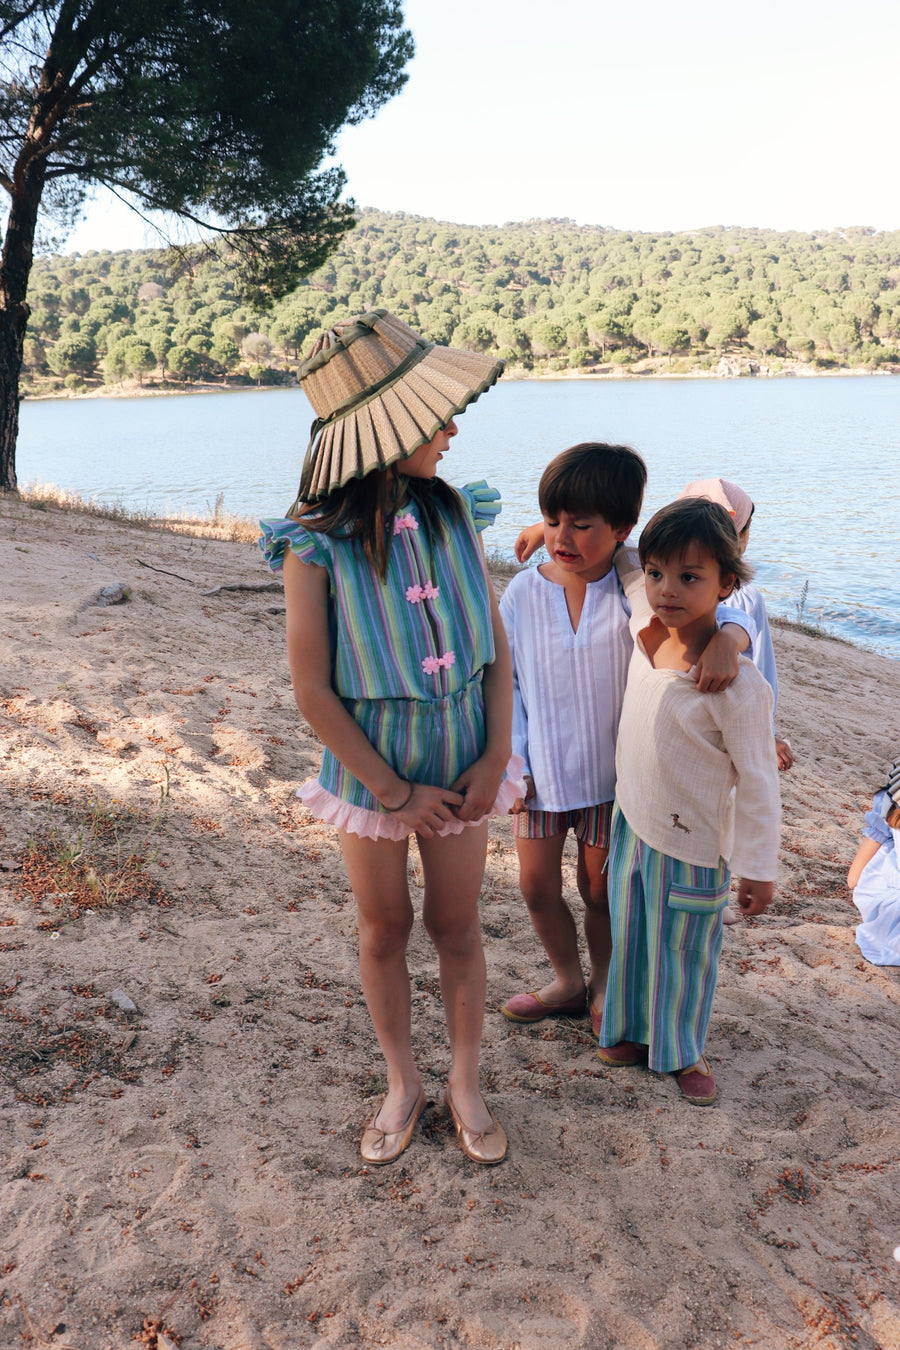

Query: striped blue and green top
259,481,501,703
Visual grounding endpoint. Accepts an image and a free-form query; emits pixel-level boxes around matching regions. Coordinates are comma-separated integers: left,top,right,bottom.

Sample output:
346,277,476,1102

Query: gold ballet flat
360,1088,426,1165
444,1089,507,1165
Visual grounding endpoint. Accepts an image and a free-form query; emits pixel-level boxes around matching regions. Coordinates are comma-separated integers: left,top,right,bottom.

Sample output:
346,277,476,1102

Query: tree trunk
0,157,46,492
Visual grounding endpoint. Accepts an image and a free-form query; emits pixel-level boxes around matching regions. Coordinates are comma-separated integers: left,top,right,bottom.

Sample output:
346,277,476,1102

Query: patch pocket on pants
665,883,730,952
667,883,730,915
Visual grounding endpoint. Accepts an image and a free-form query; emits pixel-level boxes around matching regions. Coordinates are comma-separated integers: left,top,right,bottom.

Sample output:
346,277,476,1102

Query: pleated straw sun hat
294,309,504,501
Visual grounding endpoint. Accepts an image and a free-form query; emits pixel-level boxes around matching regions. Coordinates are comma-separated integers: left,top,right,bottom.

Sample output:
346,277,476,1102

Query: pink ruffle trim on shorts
296,755,527,841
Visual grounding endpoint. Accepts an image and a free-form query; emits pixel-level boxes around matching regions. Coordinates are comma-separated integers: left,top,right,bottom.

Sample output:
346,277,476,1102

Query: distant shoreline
21,360,898,402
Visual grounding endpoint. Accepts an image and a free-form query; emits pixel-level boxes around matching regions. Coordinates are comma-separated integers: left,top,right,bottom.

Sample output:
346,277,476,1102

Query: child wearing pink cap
677,479,793,774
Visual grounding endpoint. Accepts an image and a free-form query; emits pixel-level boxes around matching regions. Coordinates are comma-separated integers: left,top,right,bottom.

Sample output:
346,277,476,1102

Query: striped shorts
600,805,730,1073
513,800,613,849
319,678,486,811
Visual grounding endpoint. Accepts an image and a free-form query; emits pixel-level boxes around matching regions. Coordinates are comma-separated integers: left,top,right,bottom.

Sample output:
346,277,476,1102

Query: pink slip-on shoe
674,1056,717,1105
596,1040,649,1067
501,989,587,1024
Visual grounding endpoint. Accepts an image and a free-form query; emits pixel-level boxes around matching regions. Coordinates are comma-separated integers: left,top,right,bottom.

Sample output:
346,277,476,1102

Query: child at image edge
847,760,900,966
500,446,755,1035
598,497,781,1106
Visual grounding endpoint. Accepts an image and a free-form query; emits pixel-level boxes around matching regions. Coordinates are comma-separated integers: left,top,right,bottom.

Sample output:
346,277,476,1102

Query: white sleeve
716,602,757,646
614,546,650,637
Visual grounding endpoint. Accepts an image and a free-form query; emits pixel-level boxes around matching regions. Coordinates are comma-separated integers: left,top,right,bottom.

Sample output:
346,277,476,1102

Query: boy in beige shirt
598,498,781,1105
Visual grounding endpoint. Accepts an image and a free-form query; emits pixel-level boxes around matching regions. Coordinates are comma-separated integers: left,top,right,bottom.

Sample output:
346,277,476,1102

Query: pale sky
63,0,900,253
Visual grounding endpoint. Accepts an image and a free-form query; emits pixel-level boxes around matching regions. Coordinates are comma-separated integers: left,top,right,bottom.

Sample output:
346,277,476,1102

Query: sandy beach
1,494,898,1350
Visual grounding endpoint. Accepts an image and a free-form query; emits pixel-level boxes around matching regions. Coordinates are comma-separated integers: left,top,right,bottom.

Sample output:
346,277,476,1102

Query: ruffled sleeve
862,791,893,845
259,518,330,573
459,480,501,534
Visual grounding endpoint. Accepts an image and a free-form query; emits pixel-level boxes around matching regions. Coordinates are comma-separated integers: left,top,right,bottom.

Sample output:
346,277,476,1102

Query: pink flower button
421,650,456,676
393,512,418,534
405,581,440,604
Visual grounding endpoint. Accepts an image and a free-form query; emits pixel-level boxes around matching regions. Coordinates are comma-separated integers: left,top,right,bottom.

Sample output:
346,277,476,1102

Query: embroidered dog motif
671,813,691,833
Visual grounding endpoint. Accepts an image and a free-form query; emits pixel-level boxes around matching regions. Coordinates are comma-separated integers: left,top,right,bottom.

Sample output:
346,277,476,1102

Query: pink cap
678,478,754,533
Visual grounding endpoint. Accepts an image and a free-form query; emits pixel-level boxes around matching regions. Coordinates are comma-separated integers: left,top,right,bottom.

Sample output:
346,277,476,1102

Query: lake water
16,374,900,658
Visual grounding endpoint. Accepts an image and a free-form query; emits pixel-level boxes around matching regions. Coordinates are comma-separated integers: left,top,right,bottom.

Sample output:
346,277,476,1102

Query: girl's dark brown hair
289,469,463,579
639,498,753,590
539,442,647,530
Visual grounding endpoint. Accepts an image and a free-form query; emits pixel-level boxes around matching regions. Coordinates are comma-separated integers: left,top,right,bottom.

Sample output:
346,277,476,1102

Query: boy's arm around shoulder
614,546,757,690
695,604,757,692
614,545,649,637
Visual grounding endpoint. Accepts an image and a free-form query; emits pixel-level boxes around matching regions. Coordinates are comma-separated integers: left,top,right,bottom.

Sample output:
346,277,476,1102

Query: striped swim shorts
513,800,613,849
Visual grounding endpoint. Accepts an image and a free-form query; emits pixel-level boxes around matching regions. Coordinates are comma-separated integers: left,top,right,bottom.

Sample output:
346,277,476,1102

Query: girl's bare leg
577,841,612,1007
514,833,586,1004
339,831,422,1133
419,822,495,1132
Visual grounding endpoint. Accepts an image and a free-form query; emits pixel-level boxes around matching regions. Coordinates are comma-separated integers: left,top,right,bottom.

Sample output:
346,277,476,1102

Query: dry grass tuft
16,481,260,543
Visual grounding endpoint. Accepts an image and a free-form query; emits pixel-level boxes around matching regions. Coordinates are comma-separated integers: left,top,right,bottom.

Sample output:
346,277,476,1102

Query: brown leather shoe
360,1088,427,1165
445,1090,507,1165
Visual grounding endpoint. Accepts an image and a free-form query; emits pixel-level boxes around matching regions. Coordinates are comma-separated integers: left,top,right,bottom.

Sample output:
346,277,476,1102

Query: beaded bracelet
383,781,414,812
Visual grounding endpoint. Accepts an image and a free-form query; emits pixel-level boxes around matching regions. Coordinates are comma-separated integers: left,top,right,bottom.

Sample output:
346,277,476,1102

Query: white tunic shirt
500,565,633,811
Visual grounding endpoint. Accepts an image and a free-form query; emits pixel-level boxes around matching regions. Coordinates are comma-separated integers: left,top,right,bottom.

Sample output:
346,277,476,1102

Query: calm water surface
16,375,900,657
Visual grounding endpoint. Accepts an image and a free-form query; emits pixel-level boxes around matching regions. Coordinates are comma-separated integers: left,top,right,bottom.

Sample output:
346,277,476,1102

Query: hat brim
302,345,504,499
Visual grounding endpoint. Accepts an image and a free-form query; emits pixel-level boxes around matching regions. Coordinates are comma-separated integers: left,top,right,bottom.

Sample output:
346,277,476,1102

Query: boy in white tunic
499,446,755,1035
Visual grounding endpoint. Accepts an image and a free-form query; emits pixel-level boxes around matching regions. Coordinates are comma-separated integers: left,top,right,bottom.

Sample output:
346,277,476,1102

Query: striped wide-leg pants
600,805,730,1072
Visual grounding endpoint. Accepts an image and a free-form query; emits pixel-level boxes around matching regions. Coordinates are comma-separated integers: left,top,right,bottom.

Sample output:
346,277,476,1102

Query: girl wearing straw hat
260,310,523,1165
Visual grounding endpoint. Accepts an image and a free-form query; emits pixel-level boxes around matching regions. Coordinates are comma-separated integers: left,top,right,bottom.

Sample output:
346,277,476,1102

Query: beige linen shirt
613,546,781,879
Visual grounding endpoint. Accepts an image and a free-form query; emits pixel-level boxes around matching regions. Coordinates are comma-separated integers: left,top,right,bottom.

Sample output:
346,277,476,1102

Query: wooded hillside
24,211,900,392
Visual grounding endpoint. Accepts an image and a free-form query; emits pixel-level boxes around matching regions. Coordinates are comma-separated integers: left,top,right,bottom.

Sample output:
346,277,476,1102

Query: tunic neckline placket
539,566,617,644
